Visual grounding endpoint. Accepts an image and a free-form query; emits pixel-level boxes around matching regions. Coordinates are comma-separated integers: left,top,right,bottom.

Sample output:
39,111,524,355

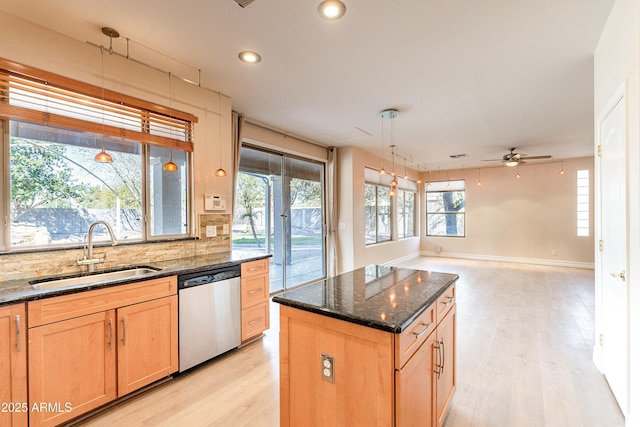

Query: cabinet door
435,304,456,427
0,304,27,427
396,331,437,427
28,310,117,427
117,295,178,396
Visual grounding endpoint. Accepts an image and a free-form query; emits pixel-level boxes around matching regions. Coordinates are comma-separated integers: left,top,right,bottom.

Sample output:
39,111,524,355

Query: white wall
0,11,233,224
594,0,640,424
420,158,595,268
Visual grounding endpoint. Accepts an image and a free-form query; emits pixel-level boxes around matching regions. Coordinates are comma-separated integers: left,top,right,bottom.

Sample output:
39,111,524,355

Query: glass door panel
233,146,326,292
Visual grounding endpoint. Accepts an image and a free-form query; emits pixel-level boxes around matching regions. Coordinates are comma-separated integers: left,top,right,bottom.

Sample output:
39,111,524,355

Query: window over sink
0,59,195,250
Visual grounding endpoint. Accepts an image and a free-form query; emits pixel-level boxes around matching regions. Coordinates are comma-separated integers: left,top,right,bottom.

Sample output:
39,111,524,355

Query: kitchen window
396,176,418,239
426,180,466,237
0,59,195,250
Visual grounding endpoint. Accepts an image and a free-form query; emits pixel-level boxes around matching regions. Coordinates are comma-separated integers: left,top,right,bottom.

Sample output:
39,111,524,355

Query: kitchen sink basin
30,266,161,290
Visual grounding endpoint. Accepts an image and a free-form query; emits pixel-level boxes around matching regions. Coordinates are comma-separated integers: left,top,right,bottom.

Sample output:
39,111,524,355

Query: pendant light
378,112,386,175
95,46,113,163
215,92,227,177
163,72,178,172
476,168,482,186
559,161,565,175
515,164,521,178
389,145,398,186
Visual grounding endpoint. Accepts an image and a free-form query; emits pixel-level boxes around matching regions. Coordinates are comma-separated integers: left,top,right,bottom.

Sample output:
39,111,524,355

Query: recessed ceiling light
317,0,346,20
238,51,262,64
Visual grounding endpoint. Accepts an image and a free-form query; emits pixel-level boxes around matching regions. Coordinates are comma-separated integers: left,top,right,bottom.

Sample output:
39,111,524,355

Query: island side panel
279,305,395,427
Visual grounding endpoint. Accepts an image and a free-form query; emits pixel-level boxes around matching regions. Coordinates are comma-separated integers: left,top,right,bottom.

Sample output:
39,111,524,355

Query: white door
598,90,628,413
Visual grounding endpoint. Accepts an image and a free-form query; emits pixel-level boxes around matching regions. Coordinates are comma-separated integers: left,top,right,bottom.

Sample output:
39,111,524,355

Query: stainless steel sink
30,267,161,290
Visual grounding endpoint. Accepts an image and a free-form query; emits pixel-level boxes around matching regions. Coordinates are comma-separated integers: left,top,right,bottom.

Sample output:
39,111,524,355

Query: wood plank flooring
77,257,624,427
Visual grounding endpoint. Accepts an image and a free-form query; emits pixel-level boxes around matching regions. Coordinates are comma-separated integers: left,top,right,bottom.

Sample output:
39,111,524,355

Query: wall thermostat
205,194,226,211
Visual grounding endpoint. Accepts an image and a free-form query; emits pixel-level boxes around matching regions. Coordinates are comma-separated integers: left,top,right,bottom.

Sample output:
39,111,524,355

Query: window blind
0,57,197,152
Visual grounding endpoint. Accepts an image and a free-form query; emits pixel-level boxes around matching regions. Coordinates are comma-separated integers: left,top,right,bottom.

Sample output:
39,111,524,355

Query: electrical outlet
223,224,229,235
321,354,334,383
552,249,557,256
206,225,217,237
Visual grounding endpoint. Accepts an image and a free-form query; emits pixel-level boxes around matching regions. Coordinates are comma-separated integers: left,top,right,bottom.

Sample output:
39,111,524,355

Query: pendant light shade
215,168,227,177
164,150,178,172
95,148,113,163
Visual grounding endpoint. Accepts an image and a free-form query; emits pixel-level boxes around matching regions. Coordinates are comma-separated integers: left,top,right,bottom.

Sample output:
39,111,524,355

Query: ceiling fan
483,147,552,167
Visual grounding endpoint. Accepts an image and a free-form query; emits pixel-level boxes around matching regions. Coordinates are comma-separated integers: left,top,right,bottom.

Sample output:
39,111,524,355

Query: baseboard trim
417,251,594,270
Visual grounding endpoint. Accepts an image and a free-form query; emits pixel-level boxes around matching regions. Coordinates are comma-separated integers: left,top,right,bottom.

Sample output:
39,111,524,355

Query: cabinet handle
248,289,263,295
121,317,127,345
440,338,445,375
108,318,113,349
248,317,264,325
248,266,264,271
412,321,431,340
15,315,21,352
442,296,455,306
434,341,441,378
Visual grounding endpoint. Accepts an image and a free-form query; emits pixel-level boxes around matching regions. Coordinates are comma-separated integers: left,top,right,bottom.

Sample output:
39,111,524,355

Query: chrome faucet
77,220,118,272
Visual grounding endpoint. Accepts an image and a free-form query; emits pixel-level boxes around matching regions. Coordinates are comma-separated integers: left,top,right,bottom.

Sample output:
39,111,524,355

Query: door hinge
599,334,604,346
599,240,604,251
597,145,602,157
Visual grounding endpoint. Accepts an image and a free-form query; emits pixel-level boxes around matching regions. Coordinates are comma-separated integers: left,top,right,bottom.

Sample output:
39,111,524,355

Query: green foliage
290,179,321,207
10,140,88,220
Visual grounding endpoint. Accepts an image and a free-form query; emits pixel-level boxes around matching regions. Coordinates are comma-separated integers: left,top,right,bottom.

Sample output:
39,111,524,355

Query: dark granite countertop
0,250,270,306
272,265,458,334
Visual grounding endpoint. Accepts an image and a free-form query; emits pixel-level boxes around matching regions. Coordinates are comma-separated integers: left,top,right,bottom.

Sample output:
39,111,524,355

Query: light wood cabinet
28,310,117,427
27,276,177,426
396,283,456,427
117,295,178,396
240,259,270,342
0,303,28,427
280,283,456,427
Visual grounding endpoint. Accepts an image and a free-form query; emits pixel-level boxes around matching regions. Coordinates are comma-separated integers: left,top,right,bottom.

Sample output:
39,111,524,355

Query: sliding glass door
233,146,326,292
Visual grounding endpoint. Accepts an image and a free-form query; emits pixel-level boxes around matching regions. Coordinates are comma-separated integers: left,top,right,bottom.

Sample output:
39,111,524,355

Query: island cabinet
0,303,28,427
240,258,270,342
27,276,178,427
274,266,458,427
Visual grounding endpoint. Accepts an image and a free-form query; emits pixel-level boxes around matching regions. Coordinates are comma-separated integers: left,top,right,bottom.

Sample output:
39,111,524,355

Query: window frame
397,188,417,239
365,182,392,245
0,58,196,251
425,180,466,237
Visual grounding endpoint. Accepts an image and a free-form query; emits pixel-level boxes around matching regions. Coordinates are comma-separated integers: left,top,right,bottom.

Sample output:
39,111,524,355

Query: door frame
593,81,629,415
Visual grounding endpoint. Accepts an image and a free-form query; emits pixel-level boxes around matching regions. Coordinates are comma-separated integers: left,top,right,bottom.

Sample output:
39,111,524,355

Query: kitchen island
273,265,458,427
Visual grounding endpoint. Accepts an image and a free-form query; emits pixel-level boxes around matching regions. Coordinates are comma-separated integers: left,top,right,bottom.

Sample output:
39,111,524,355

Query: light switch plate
223,224,229,235
205,225,217,237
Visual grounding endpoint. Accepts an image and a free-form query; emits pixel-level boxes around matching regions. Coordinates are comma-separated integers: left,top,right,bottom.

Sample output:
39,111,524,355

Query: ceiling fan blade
523,155,552,160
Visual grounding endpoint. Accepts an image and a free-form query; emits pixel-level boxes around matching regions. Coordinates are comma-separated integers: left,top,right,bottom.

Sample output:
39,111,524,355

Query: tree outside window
426,180,465,237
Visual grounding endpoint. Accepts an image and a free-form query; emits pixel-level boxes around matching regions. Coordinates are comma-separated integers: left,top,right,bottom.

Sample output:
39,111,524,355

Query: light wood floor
78,257,624,427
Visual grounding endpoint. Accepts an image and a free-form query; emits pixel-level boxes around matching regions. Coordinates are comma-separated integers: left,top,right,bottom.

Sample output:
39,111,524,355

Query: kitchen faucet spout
77,220,118,272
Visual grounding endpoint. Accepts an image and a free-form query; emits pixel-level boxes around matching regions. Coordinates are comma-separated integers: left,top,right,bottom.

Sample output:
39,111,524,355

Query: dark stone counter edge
272,274,458,334
0,252,272,307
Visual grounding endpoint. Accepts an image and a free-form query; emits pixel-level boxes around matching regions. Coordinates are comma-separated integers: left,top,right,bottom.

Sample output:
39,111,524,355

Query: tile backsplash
0,214,231,282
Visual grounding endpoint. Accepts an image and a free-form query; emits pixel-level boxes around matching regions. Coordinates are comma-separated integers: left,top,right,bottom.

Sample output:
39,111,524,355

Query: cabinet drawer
241,258,270,278
241,274,269,309
28,276,177,327
436,284,456,323
395,303,436,370
241,301,269,342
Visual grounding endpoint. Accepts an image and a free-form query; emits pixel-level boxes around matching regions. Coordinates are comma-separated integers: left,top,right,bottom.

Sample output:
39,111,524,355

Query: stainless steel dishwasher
178,265,241,372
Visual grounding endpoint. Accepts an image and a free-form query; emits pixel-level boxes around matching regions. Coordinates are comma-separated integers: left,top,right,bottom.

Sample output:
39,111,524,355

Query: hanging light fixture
416,163,422,184
378,112,386,175
515,164,521,178
403,157,409,179
559,161,565,175
163,72,178,172
389,145,398,187
215,92,227,177
95,45,113,163
426,168,431,187
476,168,482,186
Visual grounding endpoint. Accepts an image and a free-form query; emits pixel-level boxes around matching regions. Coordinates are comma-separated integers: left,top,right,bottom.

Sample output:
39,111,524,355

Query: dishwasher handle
178,265,241,289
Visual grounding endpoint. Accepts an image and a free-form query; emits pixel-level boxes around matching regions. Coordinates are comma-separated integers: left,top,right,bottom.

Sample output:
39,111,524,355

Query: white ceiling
0,0,614,170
